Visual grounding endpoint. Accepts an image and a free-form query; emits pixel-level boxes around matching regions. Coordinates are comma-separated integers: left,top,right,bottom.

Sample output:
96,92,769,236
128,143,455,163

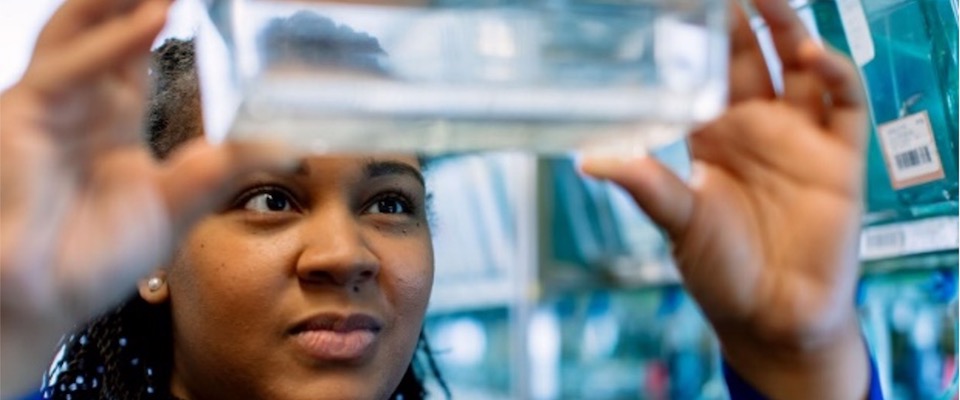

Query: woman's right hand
0,0,295,394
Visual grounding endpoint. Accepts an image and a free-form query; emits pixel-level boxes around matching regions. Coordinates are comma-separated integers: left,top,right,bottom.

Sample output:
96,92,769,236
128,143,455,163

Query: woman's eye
243,190,294,213
366,195,411,215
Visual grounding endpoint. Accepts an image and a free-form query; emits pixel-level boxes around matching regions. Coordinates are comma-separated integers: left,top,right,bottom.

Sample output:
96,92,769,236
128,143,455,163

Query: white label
860,216,960,261
836,0,875,66
876,111,945,189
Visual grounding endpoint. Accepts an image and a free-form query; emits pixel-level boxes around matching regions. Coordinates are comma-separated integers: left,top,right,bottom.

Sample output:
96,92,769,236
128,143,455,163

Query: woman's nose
294,205,380,288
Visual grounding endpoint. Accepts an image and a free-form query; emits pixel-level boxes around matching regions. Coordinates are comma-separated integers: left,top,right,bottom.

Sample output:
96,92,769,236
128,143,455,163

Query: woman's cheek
172,221,284,305
381,238,433,309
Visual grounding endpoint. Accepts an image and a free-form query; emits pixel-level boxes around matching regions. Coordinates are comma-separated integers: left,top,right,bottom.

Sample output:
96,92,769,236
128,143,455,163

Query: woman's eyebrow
294,160,310,177
363,159,425,187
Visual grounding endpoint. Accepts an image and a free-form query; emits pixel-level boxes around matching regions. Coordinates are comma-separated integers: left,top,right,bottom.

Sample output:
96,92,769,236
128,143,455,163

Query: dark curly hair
41,14,448,400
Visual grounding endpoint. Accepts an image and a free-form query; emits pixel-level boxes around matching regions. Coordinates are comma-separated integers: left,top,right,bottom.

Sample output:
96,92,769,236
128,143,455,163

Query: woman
41,35,448,399
2,0,879,398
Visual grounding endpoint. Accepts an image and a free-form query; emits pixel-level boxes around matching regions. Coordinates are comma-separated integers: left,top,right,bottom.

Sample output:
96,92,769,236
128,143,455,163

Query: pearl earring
147,277,164,292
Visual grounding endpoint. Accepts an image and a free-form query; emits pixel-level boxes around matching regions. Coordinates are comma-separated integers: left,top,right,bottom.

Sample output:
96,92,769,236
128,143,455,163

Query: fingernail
579,156,633,178
688,161,707,189
799,39,824,57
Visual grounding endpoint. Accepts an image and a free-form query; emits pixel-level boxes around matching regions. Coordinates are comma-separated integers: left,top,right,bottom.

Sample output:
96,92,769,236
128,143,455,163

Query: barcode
865,230,903,250
894,146,934,170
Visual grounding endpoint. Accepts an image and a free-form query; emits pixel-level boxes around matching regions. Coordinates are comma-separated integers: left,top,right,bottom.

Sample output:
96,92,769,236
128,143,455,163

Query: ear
137,270,170,304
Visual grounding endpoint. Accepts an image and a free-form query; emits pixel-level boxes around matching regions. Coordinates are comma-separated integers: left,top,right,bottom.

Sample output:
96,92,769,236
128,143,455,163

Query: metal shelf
859,214,959,265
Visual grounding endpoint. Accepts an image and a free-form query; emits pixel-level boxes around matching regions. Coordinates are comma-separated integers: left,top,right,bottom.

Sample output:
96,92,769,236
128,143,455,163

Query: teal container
810,0,958,214
858,266,958,399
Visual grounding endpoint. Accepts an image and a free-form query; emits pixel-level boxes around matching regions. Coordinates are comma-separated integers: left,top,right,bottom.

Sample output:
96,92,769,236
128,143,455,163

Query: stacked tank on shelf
808,0,958,215
422,153,533,399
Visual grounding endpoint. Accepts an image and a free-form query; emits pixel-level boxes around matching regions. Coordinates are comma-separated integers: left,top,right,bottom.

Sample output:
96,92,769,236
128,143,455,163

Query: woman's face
153,155,433,399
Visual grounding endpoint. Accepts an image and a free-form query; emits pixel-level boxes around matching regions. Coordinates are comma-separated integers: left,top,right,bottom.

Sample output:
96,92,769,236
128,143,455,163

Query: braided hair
42,13,449,400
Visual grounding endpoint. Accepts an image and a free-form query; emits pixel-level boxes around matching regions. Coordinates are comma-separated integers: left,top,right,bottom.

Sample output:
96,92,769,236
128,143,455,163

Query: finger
158,139,302,233
754,0,811,74
691,101,863,197
580,156,695,240
729,0,775,103
121,54,153,98
800,41,868,148
753,0,825,119
110,53,154,141
27,0,170,93
37,0,159,50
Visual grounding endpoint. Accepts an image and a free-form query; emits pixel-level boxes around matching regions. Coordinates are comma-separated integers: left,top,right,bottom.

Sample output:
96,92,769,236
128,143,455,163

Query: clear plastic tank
198,0,728,155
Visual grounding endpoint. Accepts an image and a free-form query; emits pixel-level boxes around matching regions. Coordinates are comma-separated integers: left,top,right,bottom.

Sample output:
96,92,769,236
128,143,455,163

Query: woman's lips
289,313,382,362
292,330,377,361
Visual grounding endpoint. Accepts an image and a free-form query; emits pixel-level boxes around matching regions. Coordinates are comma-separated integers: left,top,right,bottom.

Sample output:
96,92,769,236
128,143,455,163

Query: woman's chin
273,361,399,400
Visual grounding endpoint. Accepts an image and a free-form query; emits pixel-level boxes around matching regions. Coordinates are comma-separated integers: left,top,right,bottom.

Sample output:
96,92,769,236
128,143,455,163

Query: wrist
1,309,68,398
718,314,870,400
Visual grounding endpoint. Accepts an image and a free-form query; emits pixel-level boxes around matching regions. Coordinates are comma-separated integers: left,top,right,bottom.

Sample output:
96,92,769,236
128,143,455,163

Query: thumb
157,139,301,232
580,155,696,241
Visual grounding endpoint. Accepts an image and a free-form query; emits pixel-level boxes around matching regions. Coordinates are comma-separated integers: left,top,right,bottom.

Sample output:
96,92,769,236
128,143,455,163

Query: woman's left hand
583,0,870,398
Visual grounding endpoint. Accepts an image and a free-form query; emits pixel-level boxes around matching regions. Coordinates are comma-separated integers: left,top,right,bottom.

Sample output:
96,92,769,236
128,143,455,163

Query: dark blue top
724,357,885,400
20,358,884,400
